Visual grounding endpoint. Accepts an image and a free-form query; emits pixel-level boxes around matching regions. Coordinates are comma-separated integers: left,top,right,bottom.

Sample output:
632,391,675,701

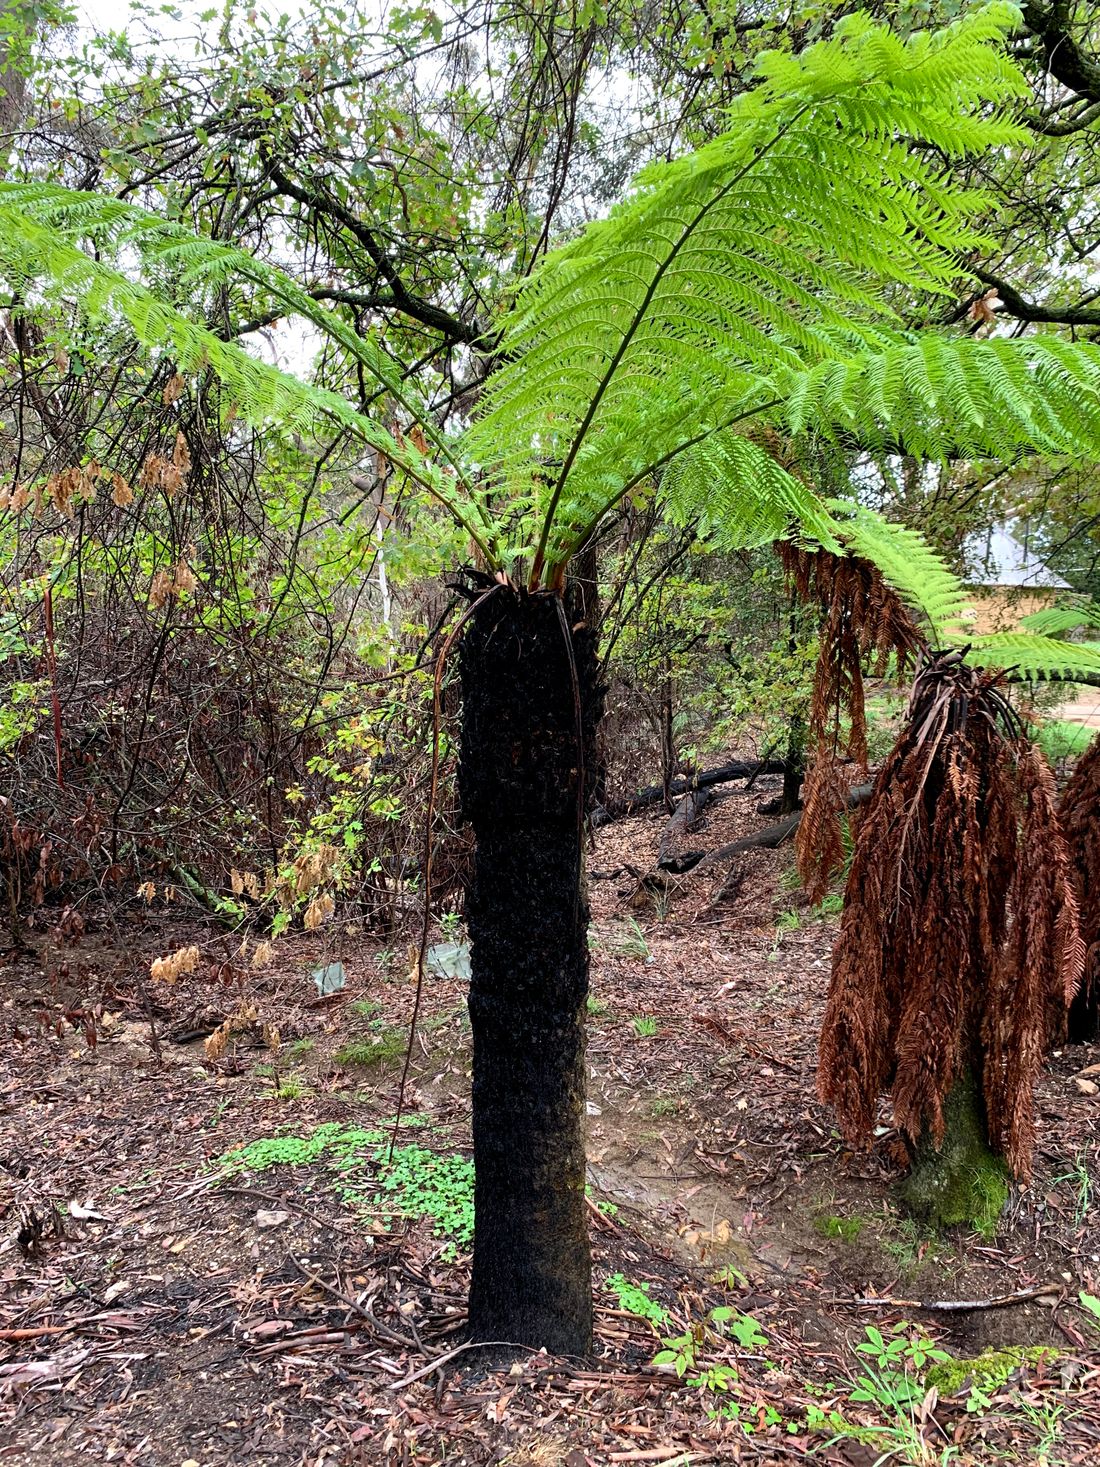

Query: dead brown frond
779,544,922,900
1059,733,1100,1041
818,654,1081,1181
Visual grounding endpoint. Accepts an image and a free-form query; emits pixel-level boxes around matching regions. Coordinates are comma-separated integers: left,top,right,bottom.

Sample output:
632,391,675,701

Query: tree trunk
896,1067,1009,1236
779,714,805,816
458,581,602,1356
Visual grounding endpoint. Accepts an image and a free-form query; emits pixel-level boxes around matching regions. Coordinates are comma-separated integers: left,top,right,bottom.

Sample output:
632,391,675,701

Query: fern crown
3,3,1100,692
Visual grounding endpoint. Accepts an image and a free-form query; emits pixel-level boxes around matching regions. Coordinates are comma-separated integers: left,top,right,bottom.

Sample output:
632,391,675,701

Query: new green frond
0,189,498,564
465,4,1041,580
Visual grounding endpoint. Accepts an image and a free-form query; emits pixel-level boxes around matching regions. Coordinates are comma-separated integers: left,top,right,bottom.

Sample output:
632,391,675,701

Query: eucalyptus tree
6,6,1100,1355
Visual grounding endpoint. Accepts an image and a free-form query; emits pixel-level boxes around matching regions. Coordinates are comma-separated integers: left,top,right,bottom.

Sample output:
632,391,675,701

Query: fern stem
530,105,813,582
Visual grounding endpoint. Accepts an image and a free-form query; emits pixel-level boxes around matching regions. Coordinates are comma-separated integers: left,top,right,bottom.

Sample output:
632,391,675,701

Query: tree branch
1021,2,1100,106
972,265,1100,329
265,159,485,348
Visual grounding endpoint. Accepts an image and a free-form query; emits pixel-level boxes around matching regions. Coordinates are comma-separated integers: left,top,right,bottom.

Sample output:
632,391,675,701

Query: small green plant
218,1123,384,1175
605,1273,670,1330
711,1264,748,1290
776,908,801,933
438,909,463,940
350,998,382,1018
631,1015,659,1037
652,1306,769,1424
649,1096,680,1118
586,994,609,1017
804,1323,959,1466
851,1323,951,1410
1079,1291,1100,1331
335,1029,406,1068
273,1076,306,1100
216,1122,473,1255
812,891,844,918
1053,1148,1094,1226
378,1145,474,1255
814,1212,863,1242
880,1214,934,1276
614,918,651,960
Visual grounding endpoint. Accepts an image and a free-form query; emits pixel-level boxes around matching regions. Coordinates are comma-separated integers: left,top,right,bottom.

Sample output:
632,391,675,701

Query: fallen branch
682,784,874,875
592,759,785,825
656,788,712,872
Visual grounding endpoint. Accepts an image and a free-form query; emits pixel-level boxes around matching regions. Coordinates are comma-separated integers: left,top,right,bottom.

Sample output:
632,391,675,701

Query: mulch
2,771,1099,1465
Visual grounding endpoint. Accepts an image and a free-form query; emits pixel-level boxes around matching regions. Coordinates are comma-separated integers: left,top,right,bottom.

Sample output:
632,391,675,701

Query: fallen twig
387,1338,543,1389
848,1283,1062,1312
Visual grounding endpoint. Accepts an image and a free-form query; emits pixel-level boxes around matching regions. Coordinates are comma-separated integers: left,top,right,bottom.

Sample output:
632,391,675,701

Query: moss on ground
814,1213,864,1241
927,1346,1056,1398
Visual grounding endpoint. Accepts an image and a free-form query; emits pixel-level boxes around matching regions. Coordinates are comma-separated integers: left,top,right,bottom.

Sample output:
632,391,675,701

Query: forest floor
2,770,1099,1467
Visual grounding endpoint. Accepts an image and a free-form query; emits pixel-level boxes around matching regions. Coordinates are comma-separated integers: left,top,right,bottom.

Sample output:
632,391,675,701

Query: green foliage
218,1123,384,1175
613,918,651,959
814,1213,863,1241
468,3,1100,581
926,1346,1056,1408
334,1030,407,1068
1036,719,1095,764
967,633,1100,685
586,994,609,1018
631,1015,659,1037
377,1145,475,1251
605,1272,671,1329
216,1121,474,1252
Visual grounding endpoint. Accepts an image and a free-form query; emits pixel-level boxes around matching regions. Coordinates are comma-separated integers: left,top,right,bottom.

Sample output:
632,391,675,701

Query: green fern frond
466,3,1032,578
811,500,968,644
966,633,1100,686
660,431,841,553
1020,597,1100,635
783,334,1100,460
0,189,498,563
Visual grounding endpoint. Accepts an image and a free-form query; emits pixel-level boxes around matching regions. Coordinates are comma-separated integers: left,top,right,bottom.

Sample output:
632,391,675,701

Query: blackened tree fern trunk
458,579,603,1355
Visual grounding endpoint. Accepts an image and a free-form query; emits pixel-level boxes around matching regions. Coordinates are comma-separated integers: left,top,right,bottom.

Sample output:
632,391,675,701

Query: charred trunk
779,714,805,816
459,581,602,1357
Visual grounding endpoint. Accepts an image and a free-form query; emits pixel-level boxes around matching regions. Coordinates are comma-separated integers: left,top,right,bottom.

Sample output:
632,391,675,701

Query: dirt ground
2,772,1099,1465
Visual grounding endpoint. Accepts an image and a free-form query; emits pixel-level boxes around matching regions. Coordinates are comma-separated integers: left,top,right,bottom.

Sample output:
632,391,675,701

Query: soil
2,770,1099,1465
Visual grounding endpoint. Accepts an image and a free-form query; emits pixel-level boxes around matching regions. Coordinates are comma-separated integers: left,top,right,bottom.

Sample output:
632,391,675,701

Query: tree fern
966,633,1100,686
1021,597,1100,636
818,501,969,644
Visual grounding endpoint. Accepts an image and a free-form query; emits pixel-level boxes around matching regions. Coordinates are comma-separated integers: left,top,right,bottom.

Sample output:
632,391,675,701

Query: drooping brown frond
818,654,1081,1180
983,742,1084,1179
1059,733,1100,1041
779,543,923,900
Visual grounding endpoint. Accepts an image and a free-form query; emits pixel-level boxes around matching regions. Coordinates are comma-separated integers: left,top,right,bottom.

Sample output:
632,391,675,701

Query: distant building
962,523,1070,634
